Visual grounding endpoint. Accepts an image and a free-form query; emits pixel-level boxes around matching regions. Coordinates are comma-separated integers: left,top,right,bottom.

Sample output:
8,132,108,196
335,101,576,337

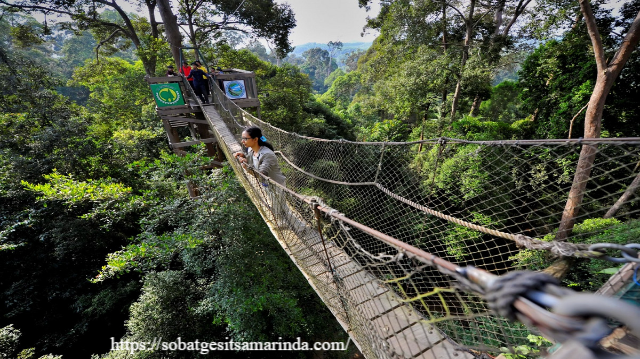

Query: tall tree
1,0,162,75
555,0,640,240
327,40,343,75
176,0,296,57
358,0,535,120
300,47,331,92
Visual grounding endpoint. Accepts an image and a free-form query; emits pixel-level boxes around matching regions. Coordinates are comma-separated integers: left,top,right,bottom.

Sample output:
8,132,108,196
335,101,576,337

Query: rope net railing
197,80,640,359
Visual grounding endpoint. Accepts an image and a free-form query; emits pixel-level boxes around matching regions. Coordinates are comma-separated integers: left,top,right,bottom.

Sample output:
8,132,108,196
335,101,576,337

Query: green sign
150,83,185,107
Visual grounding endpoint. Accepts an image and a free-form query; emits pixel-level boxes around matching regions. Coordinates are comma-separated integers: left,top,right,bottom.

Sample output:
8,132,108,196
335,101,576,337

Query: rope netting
191,80,640,358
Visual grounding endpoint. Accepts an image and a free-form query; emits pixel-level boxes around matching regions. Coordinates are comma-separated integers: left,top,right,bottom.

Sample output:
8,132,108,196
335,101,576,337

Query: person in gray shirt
233,126,286,186
234,127,311,233
233,126,289,226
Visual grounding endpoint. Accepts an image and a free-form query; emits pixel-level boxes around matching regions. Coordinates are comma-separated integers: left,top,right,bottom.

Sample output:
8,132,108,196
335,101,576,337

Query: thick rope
275,151,375,186
375,184,597,258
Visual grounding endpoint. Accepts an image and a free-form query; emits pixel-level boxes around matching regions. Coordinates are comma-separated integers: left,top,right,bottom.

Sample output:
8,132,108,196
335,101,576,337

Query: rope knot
513,234,529,248
485,271,559,322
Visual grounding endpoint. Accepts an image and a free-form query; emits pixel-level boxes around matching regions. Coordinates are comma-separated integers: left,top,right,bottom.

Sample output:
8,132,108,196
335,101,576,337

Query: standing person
194,60,210,99
166,65,177,76
187,62,209,104
180,61,194,89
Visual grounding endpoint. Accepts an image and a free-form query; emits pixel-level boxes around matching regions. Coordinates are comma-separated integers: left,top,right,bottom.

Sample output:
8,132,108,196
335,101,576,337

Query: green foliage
319,70,362,110
22,170,131,204
0,325,20,359
452,116,534,141
443,213,498,260
69,58,155,135
0,325,63,359
510,217,640,291
366,119,408,142
10,21,46,48
300,47,333,92
95,233,205,281
500,334,552,359
479,81,525,123
324,68,345,87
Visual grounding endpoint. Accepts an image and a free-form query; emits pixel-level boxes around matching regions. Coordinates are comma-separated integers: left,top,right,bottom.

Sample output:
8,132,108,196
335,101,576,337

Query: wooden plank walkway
157,81,473,359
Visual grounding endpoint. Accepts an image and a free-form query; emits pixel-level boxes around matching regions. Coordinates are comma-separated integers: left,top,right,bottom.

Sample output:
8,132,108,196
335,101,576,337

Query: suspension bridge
146,66,640,359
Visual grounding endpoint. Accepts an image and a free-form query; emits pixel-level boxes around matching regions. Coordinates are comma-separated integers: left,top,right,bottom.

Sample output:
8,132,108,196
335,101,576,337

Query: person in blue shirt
186,62,209,104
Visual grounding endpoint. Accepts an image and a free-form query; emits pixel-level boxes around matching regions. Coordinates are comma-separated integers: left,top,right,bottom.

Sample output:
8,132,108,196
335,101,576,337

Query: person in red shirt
180,61,194,89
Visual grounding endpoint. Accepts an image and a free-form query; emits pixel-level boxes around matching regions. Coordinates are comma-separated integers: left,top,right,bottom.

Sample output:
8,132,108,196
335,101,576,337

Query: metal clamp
588,243,640,263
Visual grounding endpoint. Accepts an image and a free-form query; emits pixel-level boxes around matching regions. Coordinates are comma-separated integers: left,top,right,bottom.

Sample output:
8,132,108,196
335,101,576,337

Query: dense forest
1,0,639,357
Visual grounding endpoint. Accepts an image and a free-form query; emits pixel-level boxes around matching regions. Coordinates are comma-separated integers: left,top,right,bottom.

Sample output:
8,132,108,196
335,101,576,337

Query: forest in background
0,0,639,357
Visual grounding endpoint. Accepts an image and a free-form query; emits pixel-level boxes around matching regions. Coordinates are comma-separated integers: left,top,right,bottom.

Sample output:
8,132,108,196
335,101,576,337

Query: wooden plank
386,323,444,359
372,305,421,340
157,107,201,115
232,98,260,107
342,270,377,290
158,104,191,110
167,122,190,127
201,106,242,153
146,76,185,83
291,246,316,260
413,340,475,359
601,327,640,355
160,116,209,125
347,278,389,305
171,137,217,148
334,261,365,278
356,291,404,320
596,263,638,296
331,253,355,269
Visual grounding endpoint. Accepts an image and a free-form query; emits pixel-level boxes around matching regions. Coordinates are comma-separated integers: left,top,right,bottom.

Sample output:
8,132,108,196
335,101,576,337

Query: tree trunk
442,3,447,52
568,102,589,139
188,11,198,49
145,0,159,38
157,0,183,68
440,3,449,120
555,1,640,240
105,0,156,75
469,94,481,116
493,0,506,35
604,172,640,218
144,0,159,74
450,0,475,121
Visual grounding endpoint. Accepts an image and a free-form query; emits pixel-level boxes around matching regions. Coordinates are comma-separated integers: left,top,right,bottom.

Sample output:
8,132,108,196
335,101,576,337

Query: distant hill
292,42,372,56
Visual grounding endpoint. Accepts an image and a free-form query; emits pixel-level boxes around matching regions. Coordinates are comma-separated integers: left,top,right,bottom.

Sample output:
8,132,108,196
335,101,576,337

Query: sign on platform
150,83,185,107
223,80,248,100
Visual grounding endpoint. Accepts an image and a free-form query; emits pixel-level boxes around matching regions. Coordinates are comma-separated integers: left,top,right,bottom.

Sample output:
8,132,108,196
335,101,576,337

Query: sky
278,0,381,46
